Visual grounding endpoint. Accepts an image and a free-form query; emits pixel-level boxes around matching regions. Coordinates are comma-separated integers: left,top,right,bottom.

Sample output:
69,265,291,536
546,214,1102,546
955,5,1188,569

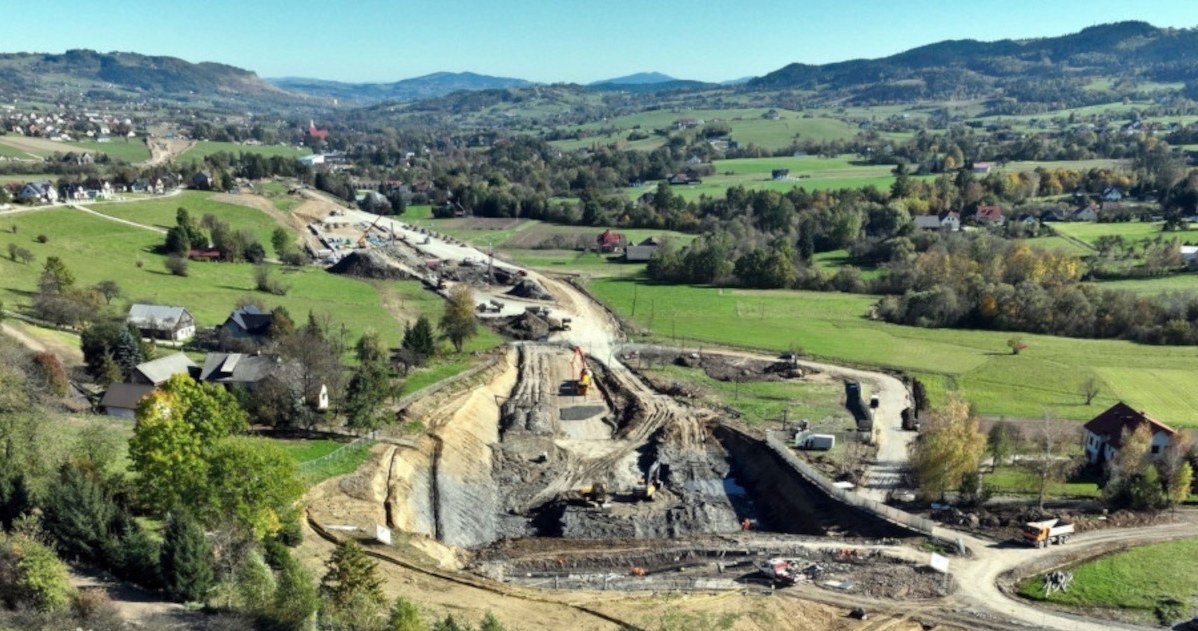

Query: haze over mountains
2,21,1198,108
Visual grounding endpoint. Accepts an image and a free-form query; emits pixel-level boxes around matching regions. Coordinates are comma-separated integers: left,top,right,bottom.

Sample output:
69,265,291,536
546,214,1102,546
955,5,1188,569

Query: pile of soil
507,279,553,301
496,312,550,340
929,504,1171,540
327,250,412,280
663,352,809,382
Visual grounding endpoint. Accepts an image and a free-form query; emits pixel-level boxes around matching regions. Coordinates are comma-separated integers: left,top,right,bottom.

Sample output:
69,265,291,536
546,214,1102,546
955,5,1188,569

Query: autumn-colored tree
1007,337,1028,355
908,394,986,500
1021,414,1081,511
439,284,477,353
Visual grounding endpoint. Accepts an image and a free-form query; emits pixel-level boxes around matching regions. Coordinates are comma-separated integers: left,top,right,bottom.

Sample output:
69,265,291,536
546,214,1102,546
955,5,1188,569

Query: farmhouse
942,211,961,231
623,238,661,262
1082,402,1177,465
1073,203,1099,222
220,304,274,343
18,181,58,203
127,304,197,341
130,352,198,387
99,383,155,420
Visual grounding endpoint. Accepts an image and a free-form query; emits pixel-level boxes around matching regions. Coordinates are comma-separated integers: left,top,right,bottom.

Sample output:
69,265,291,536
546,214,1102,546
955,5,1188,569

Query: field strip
69,203,166,234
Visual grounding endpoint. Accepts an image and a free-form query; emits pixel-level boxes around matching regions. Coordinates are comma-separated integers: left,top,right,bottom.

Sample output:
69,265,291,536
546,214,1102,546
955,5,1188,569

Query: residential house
298,154,325,168
127,304,197,341
972,162,992,175
975,205,1005,226
1073,203,1099,222
200,352,329,410
99,383,156,420
1102,187,1123,202
1083,402,1177,465
220,304,275,344
130,352,198,386
623,238,661,263
191,172,213,191
18,181,58,203
1040,208,1068,223
686,155,703,165
942,212,961,231
913,214,943,230
595,229,624,253
771,169,790,181
1016,213,1038,228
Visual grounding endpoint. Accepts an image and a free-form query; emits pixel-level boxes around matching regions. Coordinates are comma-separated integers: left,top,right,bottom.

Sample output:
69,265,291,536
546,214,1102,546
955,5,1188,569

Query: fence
297,434,375,481
391,352,505,412
764,430,936,536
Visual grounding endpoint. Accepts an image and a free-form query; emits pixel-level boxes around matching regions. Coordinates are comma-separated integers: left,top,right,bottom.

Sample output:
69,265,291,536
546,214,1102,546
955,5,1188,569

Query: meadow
1052,220,1198,246
586,277,1198,427
0,202,501,355
0,135,150,162
1018,538,1198,623
177,140,311,162
88,191,284,251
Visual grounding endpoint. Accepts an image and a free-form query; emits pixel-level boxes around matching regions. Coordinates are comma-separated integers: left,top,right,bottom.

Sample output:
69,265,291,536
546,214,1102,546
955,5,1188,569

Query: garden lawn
1018,538,1198,618
587,276,1198,426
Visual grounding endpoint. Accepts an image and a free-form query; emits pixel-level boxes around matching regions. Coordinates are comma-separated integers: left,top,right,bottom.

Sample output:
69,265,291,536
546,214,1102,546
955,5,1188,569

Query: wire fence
765,430,936,536
297,435,375,480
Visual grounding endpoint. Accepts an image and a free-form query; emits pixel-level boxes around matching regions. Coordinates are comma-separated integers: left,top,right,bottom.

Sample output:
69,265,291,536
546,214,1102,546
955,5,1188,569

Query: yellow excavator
572,346,592,396
576,482,609,508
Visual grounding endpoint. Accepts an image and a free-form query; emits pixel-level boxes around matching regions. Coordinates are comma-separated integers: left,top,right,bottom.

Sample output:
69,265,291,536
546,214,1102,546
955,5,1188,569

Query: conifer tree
160,512,215,603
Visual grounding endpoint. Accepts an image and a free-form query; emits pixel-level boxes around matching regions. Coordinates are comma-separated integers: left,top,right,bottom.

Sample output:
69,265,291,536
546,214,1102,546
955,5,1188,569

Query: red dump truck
1022,518,1074,548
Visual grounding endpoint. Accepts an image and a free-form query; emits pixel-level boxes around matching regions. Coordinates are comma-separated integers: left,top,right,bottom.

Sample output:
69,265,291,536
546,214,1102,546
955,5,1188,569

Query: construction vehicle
1022,518,1074,548
356,215,384,248
571,346,591,396
901,407,920,431
632,480,657,501
576,482,609,508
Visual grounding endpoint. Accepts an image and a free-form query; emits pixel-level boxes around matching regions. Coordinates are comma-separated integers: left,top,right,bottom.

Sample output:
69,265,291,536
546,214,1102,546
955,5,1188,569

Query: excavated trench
357,343,912,556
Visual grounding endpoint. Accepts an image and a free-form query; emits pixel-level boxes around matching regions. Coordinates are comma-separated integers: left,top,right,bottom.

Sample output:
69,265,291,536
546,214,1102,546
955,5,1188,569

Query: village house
975,205,1005,226
1073,203,1099,222
623,237,660,263
200,352,329,410
913,214,943,230
942,211,961,231
127,304,197,341
19,181,58,204
1083,402,1177,465
971,162,992,175
99,383,155,419
596,229,624,253
129,352,198,387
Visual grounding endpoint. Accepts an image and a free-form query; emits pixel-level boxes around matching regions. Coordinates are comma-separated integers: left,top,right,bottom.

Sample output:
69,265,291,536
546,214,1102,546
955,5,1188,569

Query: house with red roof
596,229,623,253
975,204,1005,226
307,120,329,141
1082,402,1177,465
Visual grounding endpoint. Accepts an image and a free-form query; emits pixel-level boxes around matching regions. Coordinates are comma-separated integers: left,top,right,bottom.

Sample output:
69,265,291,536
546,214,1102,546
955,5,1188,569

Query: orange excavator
356,215,384,248
571,346,592,396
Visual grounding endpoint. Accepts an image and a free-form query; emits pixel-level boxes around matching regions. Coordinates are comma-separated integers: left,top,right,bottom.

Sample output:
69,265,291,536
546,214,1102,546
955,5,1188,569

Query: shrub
35,234,48,244
165,255,189,276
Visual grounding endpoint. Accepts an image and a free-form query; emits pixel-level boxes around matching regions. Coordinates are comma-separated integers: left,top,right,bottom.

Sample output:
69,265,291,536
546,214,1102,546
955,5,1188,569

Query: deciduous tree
908,394,986,500
440,284,477,353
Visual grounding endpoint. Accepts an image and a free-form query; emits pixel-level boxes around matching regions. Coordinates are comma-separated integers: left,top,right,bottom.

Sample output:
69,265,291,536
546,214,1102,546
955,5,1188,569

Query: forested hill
0,49,295,106
750,22,1198,104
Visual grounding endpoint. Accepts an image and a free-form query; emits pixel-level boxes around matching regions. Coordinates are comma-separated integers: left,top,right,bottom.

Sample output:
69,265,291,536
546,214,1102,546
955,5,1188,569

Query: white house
127,304,197,341
1082,402,1177,466
941,212,961,232
18,181,57,204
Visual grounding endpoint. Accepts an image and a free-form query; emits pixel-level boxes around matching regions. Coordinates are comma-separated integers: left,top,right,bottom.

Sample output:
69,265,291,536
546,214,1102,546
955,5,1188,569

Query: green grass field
643,363,846,427
984,466,1100,499
69,139,151,163
0,205,500,355
257,180,302,212
587,277,1198,426
273,438,374,486
1018,538,1198,623
86,191,284,251
1092,274,1198,294
178,141,310,163
1053,221,1198,246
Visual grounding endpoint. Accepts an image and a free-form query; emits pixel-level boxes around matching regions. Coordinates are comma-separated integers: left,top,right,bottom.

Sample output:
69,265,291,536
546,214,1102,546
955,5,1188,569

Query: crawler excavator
571,346,592,396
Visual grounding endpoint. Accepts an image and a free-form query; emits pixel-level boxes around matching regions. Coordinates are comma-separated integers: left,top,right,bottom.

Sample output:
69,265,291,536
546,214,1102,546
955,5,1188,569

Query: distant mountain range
4,22,1198,112
749,21,1198,102
267,71,533,103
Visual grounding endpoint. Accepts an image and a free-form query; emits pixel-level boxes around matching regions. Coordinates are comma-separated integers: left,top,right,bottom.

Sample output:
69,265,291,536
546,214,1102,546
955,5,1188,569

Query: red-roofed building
307,120,329,141
975,204,1005,226
1082,402,1177,465
596,229,623,253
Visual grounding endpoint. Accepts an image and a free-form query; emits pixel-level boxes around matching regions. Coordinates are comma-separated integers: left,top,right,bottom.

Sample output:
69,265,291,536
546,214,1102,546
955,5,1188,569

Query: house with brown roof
1082,402,1178,465
596,229,623,253
99,383,155,419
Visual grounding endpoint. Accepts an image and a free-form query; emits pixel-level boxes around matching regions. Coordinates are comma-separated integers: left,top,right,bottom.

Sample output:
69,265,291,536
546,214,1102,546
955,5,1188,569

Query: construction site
298,205,971,628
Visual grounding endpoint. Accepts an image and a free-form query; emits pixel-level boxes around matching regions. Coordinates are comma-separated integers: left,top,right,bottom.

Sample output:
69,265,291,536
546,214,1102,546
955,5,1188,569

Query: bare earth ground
146,138,193,165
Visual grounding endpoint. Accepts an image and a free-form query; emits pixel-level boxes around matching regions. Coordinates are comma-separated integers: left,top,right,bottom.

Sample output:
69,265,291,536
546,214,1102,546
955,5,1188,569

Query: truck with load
1022,518,1074,547
844,381,873,432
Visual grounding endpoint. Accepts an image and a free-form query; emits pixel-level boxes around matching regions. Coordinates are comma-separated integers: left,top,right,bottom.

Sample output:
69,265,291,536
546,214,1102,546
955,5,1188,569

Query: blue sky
4,1,1198,84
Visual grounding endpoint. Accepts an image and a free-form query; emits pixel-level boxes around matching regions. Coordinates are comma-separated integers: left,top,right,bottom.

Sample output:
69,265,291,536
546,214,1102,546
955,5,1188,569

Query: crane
356,215,385,248
571,346,591,396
